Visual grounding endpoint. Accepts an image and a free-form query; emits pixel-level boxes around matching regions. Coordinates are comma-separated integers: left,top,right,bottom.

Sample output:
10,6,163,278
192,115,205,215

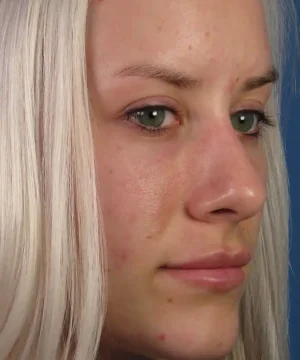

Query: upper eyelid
125,104,179,114
121,92,271,116
125,104,266,117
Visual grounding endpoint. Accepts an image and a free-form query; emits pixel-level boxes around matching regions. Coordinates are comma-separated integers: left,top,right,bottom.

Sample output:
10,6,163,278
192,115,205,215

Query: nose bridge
186,119,267,223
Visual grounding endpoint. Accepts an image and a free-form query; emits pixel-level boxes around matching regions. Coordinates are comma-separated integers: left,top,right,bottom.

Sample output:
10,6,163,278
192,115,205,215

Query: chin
144,324,238,360
149,302,240,359
105,306,240,360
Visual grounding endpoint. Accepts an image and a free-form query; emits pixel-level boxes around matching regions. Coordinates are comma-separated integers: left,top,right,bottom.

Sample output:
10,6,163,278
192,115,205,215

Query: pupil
149,111,158,119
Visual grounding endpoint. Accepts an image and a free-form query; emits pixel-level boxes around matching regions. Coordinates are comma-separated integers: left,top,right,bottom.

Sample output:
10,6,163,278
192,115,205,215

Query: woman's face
87,0,274,359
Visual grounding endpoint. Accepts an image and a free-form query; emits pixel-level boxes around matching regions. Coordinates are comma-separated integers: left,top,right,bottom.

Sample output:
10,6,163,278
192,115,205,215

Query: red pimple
120,252,128,262
158,333,166,341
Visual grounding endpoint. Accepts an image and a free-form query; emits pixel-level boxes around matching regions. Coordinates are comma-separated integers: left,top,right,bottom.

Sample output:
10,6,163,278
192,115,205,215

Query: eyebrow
115,63,279,91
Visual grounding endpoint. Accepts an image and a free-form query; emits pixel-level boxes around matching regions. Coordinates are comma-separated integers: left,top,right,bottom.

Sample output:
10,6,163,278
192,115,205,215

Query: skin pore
86,0,275,359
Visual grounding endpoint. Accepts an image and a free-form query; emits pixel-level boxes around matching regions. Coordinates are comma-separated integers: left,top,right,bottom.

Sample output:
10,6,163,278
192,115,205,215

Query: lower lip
161,267,245,292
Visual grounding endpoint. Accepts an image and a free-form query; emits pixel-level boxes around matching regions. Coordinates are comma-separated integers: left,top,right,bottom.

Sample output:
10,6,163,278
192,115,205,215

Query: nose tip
187,182,266,223
186,146,267,224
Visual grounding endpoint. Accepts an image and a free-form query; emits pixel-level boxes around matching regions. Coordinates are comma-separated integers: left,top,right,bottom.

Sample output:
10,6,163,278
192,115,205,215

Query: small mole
146,234,153,240
205,31,211,38
188,45,192,51
235,76,240,83
158,333,166,341
167,298,173,303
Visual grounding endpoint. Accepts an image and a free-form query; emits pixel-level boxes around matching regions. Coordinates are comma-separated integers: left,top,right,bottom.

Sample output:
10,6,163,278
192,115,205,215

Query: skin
86,0,274,359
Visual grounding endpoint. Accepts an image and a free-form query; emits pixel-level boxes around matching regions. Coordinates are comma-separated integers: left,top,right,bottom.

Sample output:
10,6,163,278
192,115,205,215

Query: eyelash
124,105,275,137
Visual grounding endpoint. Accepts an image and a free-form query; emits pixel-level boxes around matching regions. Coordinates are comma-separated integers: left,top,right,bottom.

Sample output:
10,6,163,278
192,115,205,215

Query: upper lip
162,250,252,269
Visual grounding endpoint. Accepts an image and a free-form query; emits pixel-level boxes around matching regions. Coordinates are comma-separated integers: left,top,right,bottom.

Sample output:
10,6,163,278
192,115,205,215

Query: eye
125,105,179,133
230,110,274,137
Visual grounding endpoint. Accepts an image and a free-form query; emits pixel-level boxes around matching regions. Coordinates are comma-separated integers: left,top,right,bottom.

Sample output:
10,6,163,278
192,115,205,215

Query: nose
185,119,267,224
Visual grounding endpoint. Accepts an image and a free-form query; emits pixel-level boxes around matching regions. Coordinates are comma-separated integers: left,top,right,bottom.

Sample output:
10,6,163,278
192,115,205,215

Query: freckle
167,298,173,303
158,25,163,31
109,169,113,174
188,45,192,51
146,234,153,240
158,333,166,341
205,31,210,38
235,76,240,83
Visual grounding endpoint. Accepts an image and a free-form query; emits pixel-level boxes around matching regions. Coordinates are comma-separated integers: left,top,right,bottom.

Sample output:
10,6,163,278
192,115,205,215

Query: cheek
240,208,264,254
94,143,184,272
254,143,268,185
241,146,267,249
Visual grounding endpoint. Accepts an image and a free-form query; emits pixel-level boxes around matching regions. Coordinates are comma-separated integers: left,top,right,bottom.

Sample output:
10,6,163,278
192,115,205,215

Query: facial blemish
205,31,210,38
167,298,173,304
158,333,166,342
112,248,129,269
120,252,128,262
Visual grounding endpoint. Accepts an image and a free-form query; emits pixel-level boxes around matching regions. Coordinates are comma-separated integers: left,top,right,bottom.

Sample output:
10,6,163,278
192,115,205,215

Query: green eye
125,105,179,133
134,107,166,128
231,111,259,134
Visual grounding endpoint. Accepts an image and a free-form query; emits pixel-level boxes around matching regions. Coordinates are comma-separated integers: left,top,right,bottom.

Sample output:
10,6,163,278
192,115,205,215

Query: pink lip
164,250,252,270
160,250,252,292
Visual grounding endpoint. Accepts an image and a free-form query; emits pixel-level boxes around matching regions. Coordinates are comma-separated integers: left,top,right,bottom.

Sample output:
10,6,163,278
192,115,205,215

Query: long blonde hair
0,0,296,359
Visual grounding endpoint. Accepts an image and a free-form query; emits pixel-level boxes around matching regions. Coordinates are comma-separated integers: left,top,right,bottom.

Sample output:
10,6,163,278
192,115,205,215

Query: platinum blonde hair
0,0,296,359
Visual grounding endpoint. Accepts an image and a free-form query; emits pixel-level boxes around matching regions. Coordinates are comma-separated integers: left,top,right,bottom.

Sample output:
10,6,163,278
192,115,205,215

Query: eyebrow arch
242,66,279,92
116,63,279,91
116,64,201,89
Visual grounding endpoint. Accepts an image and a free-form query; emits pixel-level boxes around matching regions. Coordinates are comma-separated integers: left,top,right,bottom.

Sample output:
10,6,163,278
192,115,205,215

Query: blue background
283,1,300,359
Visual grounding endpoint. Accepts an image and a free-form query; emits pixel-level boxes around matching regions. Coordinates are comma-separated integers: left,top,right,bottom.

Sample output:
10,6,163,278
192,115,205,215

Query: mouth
160,250,251,292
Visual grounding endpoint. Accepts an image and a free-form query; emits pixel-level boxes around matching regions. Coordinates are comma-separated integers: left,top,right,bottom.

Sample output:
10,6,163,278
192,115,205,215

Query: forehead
87,0,271,81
